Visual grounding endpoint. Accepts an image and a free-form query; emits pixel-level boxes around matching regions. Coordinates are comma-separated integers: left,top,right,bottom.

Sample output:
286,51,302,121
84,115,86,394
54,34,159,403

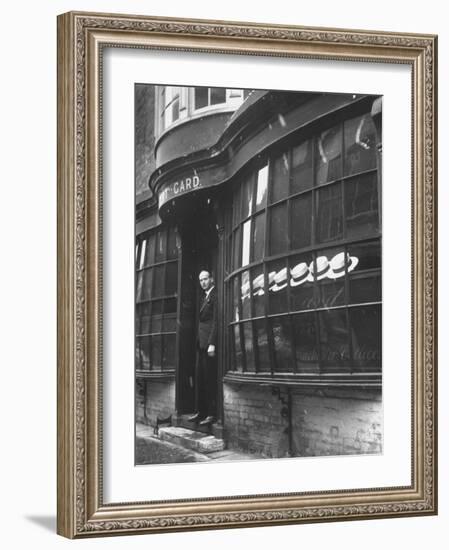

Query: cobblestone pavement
136,424,258,465
136,436,209,465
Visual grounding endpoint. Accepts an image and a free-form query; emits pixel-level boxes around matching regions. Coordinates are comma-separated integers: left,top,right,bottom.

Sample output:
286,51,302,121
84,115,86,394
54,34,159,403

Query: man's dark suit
197,286,217,419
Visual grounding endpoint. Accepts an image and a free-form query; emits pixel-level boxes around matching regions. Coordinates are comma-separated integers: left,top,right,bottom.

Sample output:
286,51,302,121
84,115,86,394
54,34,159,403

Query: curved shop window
226,111,381,378
135,225,179,374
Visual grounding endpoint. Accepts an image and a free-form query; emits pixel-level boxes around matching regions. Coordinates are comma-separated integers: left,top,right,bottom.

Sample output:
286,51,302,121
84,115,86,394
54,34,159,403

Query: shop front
136,86,383,458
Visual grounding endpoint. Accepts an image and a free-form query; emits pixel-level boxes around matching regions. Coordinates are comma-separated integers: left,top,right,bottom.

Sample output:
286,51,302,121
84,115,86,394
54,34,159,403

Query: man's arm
207,288,218,353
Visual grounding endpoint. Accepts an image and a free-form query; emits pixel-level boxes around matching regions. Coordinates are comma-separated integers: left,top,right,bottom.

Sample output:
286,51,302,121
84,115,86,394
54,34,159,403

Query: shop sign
158,174,201,207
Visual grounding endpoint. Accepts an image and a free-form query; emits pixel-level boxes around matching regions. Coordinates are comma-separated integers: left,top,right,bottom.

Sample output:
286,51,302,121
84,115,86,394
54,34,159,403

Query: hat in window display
269,267,288,292
290,262,310,286
307,256,330,281
252,273,265,296
328,252,359,279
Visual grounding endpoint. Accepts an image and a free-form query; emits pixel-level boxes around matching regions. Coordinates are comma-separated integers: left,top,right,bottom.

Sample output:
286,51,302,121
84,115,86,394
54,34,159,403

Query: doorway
175,199,218,416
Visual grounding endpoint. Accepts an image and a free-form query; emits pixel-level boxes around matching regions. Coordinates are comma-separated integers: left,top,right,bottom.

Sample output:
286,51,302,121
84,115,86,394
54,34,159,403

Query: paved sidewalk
136,423,258,465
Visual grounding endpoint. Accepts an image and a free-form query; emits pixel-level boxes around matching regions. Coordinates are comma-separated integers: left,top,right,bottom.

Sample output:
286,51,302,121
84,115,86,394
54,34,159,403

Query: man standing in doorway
189,270,217,426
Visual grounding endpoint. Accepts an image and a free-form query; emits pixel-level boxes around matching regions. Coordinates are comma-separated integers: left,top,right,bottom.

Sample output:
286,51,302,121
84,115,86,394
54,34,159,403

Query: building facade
136,85,383,458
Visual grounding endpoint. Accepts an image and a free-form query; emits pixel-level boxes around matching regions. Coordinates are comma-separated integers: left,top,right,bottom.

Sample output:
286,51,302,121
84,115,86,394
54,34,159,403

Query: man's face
199,271,212,291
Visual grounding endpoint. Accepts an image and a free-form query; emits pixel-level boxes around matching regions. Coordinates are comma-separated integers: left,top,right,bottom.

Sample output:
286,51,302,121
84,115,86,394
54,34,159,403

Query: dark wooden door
175,201,218,415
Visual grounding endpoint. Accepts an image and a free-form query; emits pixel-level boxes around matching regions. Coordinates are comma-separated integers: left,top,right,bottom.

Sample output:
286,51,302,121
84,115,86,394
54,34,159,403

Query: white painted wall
0,1,446,548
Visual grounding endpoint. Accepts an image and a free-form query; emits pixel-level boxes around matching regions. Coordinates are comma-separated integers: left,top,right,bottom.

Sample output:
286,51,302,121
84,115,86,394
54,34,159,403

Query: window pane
243,322,255,372
232,227,241,270
153,265,165,297
241,176,254,219
232,275,240,322
151,335,162,370
164,297,177,314
269,202,288,255
289,252,316,311
241,220,251,267
155,230,166,262
167,227,178,259
151,300,163,334
251,265,265,317
345,173,379,239
165,262,178,295
138,302,151,335
290,193,312,250
291,312,319,373
316,124,342,185
210,87,226,105
136,271,145,302
255,165,268,211
319,309,350,371
350,305,381,371
162,334,176,369
163,314,177,332
271,153,290,203
348,241,381,304
144,233,155,266
194,87,208,109
139,239,146,269
291,140,313,193
271,316,294,372
232,184,241,226
233,325,244,371
241,270,251,319
141,268,153,301
268,259,288,314
317,248,346,308
252,213,266,262
172,99,179,122
138,336,151,370
344,114,377,176
254,319,271,372
316,183,343,243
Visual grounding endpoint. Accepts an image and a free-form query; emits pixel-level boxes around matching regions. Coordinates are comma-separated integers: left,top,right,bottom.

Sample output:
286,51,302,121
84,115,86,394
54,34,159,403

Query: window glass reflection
255,165,268,211
233,325,244,371
241,220,251,267
350,305,381,370
271,153,290,203
251,266,265,317
243,322,255,372
241,270,251,319
290,193,312,250
319,310,350,371
292,312,319,373
254,319,271,372
269,202,288,255
316,124,342,185
289,253,315,311
271,316,294,372
344,114,377,176
345,173,379,238
268,259,288,314
316,183,343,243
252,213,265,262
291,140,313,193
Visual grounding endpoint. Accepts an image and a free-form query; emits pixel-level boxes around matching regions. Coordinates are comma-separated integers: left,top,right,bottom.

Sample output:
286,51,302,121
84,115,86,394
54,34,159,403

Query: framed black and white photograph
135,84,383,465
57,11,437,538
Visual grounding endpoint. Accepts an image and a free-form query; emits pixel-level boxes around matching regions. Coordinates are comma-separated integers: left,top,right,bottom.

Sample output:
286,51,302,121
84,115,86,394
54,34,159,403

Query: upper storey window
156,86,247,137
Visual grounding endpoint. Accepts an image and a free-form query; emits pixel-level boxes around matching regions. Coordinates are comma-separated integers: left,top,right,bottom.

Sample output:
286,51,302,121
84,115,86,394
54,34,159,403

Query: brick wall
136,378,175,427
223,383,382,458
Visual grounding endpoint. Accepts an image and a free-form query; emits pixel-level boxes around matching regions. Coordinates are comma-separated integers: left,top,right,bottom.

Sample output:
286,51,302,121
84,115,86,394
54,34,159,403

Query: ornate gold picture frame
57,11,437,538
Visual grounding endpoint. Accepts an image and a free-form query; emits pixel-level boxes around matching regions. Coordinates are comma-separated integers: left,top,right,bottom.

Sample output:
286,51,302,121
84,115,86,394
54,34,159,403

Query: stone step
176,415,223,438
158,426,225,454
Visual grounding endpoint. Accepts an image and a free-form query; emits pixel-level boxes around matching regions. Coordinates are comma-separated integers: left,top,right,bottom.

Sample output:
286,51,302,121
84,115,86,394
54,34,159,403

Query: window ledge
136,370,175,380
223,371,381,390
